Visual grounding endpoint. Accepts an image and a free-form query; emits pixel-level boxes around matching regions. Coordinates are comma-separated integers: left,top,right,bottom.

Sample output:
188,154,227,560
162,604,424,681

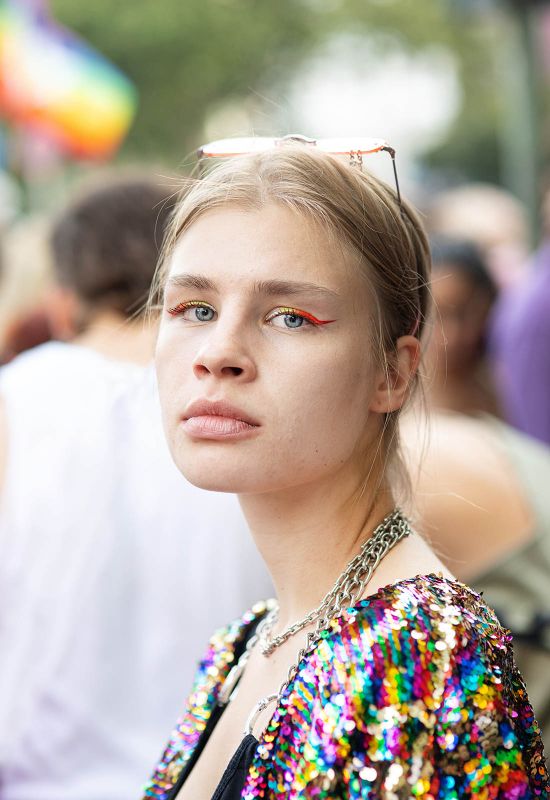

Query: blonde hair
151,146,431,495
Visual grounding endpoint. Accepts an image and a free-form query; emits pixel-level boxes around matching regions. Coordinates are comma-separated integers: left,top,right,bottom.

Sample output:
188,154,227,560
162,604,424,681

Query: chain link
258,508,410,656
243,508,413,734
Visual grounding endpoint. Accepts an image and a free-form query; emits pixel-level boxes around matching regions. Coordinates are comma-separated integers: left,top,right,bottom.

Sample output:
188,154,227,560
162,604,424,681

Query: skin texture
155,202,452,799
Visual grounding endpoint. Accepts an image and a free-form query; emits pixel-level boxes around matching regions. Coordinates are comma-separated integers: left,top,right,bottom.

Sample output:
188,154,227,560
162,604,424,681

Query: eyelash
264,306,333,326
167,300,334,327
167,300,210,316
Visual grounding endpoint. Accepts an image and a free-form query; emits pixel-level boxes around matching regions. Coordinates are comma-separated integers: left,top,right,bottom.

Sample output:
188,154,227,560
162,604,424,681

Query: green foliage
48,0,518,182
50,0,324,162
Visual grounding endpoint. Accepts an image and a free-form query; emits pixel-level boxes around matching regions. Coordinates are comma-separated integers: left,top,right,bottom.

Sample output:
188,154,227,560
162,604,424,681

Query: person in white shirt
0,177,272,800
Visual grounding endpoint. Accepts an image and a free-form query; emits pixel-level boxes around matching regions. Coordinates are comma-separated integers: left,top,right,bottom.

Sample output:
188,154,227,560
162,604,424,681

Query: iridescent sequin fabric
143,575,548,799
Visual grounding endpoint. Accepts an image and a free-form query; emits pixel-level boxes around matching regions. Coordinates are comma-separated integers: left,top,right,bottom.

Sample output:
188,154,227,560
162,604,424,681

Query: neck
74,311,158,365
238,468,394,628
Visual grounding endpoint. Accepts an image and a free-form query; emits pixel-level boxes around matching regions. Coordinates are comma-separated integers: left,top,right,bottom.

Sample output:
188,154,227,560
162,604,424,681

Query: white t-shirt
0,342,272,800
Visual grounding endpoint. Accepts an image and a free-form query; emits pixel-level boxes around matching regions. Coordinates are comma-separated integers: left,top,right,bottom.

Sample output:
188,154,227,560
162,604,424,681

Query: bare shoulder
401,411,533,579
361,528,454,603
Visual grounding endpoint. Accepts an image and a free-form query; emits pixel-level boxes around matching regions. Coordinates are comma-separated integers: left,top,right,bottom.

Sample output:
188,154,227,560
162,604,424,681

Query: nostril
217,366,244,377
194,361,249,378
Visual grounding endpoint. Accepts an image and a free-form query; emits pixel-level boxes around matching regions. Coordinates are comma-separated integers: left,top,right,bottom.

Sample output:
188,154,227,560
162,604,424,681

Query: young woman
143,142,547,799
426,237,500,417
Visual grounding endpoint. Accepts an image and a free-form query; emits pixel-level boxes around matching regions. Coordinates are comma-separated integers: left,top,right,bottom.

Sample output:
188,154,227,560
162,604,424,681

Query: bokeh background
1,2,550,798
0,0,549,227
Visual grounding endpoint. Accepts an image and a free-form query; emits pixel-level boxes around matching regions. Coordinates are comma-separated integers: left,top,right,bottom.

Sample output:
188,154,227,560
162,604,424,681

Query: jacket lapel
143,601,271,799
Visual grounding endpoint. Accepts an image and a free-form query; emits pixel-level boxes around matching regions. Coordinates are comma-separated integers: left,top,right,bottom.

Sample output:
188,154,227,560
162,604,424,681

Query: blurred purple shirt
491,242,550,445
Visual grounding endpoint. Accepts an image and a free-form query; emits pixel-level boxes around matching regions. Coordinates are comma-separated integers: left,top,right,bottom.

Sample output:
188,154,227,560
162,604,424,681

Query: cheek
154,325,192,429
155,327,175,397
271,341,374,461
156,318,198,372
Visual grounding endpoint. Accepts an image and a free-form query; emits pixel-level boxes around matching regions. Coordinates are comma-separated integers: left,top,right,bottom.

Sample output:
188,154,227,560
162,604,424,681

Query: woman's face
155,202,385,494
429,265,493,375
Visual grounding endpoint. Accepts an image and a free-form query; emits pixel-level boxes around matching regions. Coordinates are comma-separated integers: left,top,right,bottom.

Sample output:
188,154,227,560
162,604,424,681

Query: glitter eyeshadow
142,575,549,799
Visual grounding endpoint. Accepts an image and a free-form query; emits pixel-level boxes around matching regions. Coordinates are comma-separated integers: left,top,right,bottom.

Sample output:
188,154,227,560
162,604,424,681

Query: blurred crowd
0,169,549,799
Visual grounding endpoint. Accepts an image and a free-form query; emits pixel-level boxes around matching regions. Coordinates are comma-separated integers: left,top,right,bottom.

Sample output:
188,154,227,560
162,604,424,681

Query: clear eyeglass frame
197,133,402,208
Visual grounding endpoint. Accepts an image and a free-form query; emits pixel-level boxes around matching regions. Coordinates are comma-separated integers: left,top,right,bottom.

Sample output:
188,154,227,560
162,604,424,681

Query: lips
181,399,260,439
183,399,260,427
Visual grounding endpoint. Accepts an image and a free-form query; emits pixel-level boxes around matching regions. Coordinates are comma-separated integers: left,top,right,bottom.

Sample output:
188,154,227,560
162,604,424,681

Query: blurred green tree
50,0,324,163
48,0,529,186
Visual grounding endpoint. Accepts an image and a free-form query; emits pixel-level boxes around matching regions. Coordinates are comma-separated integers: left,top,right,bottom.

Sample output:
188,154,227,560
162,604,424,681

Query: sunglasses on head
197,134,402,210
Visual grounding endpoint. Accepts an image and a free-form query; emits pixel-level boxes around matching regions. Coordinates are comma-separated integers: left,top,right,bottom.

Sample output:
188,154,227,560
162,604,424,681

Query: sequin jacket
143,575,549,799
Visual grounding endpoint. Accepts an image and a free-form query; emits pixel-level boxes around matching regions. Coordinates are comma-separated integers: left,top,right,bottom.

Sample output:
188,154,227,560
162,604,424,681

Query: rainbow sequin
143,575,548,799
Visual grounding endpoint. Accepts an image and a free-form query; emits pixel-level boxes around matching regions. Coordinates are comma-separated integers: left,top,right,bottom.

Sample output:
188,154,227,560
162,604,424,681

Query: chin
171,447,312,495
170,446,264,494
182,468,245,493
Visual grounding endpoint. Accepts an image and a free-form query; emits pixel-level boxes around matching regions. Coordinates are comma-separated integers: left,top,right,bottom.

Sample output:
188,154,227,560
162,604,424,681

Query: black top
166,620,261,800
211,734,258,800
166,710,257,799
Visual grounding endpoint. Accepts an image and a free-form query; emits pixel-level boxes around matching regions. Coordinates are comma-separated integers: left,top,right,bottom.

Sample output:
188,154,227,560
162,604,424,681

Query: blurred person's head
428,183,529,290
49,177,172,339
429,237,497,379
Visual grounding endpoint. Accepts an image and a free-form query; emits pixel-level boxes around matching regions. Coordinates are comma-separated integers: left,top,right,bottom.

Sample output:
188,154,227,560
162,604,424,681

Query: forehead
166,203,360,296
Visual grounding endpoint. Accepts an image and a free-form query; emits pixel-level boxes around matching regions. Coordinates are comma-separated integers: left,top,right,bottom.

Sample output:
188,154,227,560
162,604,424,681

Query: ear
368,335,421,414
44,285,81,341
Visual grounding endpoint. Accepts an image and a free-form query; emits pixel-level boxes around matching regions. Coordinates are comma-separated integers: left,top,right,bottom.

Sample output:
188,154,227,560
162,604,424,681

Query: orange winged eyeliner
267,307,336,325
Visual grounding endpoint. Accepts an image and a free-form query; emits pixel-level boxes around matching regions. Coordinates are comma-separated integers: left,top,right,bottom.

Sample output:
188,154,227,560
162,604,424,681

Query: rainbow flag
0,0,137,159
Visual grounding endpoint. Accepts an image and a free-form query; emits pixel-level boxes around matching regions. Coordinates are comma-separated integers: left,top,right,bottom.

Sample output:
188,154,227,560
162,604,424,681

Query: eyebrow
165,273,339,298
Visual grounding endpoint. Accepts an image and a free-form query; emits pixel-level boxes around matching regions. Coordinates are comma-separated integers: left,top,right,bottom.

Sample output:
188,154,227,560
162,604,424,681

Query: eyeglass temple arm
381,146,402,209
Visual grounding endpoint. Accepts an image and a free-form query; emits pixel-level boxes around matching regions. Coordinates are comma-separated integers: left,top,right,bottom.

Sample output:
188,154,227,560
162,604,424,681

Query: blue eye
266,309,311,329
282,314,304,328
191,306,215,322
167,301,216,321
265,306,331,329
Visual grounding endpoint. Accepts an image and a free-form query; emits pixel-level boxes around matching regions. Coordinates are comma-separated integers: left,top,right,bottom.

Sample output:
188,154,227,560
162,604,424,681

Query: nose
192,329,257,383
